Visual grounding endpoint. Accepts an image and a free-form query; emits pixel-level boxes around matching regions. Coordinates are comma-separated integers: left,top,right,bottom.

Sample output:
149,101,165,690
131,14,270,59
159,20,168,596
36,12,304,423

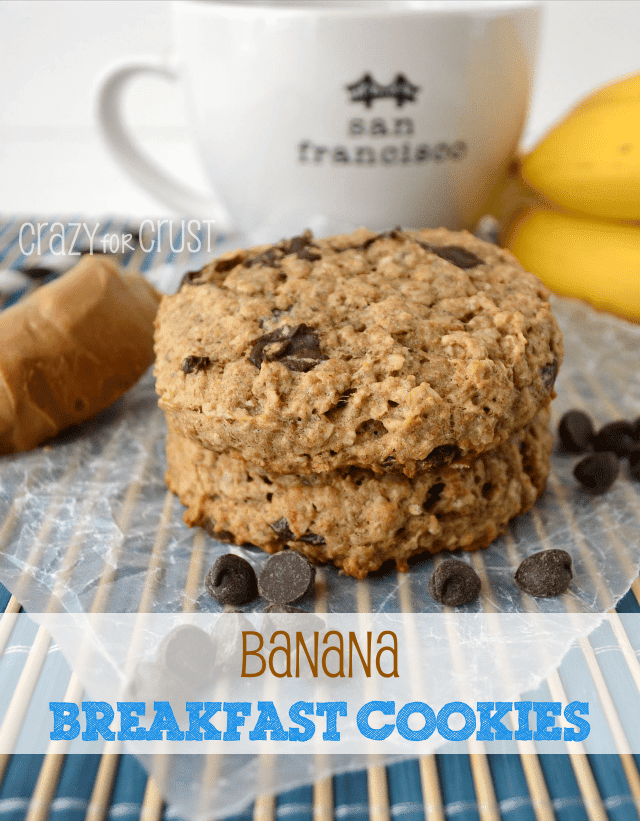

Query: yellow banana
503,208,640,323
571,71,640,110
520,72,640,221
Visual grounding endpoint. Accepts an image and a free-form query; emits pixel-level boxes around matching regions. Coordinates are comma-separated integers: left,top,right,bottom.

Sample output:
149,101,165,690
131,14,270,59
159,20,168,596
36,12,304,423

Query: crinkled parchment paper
1,294,640,816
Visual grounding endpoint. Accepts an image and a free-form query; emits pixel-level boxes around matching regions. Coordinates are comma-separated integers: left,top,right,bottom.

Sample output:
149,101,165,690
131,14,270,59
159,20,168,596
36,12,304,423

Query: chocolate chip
558,410,595,453
159,624,216,686
182,355,211,374
210,612,255,676
541,360,558,391
298,531,326,546
418,444,461,470
180,269,204,287
429,559,481,606
422,482,445,512
515,549,572,597
631,416,640,441
244,246,282,269
573,451,619,493
258,551,315,604
214,254,244,273
296,247,322,262
417,242,482,269
381,455,400,472
205,554,258,606
286,234,313,253
629,450,640,481
335,388,356,409
269,518,295,541
282,232,320,261
356,227,405,252
592,420,637,457
249,324,328,372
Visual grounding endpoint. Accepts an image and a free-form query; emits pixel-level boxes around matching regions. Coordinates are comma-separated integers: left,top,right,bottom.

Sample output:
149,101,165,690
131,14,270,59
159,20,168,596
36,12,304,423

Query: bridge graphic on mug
346,73,421,108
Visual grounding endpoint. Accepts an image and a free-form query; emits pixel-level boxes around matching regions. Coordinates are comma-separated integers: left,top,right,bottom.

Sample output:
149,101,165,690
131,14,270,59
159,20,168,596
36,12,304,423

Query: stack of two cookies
154,228,562,579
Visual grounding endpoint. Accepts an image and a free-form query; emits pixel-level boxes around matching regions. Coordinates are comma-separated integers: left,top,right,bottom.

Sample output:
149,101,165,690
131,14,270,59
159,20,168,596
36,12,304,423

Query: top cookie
154,227,562,476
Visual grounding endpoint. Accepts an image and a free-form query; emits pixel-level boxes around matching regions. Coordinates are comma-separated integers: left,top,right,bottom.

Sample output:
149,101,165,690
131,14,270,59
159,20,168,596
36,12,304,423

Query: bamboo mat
1,216,640,820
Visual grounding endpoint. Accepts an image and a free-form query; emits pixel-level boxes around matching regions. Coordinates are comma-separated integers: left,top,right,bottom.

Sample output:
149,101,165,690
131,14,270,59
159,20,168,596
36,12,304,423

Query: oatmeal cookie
165,408,552,579
155,227,562,476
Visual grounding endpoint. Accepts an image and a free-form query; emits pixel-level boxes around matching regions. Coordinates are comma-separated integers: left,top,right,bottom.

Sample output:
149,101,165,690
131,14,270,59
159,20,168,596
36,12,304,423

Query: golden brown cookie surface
166,408,552,579
155,227,562,475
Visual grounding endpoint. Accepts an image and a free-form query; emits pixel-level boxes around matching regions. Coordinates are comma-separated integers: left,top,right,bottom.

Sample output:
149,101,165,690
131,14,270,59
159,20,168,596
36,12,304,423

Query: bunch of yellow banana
485,72,640,323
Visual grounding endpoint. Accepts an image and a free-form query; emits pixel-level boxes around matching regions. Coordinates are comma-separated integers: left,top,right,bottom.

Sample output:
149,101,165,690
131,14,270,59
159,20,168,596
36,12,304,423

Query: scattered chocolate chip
258,551,316,604
205,554,258,606
422,482,445,512
180,269,204,287
629,450,640,481
210,612,255,675
429,559,481,606
181,355,211,374
418,444,461,470
417,241,482,269
515,549,572,597
214,254,244,273
159,624,216,686
18,265,57,280
249,324,328,372
592,420,637,457
573,451,619,493
558,410,595,453
541,360,558,391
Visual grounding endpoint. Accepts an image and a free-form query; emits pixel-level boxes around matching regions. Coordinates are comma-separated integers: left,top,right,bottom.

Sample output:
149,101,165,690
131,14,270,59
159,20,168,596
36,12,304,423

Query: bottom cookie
166,409,552,579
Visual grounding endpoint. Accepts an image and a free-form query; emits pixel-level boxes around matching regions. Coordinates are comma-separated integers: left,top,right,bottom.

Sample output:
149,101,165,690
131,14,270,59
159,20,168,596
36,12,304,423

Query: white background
1,0,639,217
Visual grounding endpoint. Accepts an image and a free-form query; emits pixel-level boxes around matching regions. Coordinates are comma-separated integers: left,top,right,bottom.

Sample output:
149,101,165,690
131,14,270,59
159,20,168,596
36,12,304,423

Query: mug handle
95,58,233,232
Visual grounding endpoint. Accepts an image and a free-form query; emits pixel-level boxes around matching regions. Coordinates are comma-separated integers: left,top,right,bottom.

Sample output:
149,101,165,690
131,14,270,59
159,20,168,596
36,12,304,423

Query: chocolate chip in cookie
418,444,461,470
180,269,205,287
249,324,328,372
214,254,244,273
540,360,558,392
269,518,325,546
182,355,211,374
417,241,483,269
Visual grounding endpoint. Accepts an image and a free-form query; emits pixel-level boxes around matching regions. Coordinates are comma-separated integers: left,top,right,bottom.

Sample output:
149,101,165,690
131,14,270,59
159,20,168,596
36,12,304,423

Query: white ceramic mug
96,0,540,241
